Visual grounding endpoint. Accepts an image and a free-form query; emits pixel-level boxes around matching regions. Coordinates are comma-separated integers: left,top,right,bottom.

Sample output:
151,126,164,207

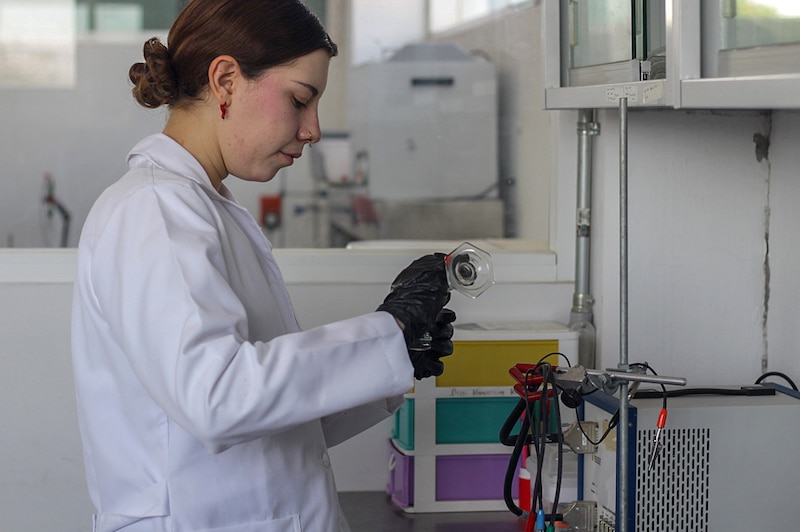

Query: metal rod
619,99,629,370
618,97,630,532
585,369,687,387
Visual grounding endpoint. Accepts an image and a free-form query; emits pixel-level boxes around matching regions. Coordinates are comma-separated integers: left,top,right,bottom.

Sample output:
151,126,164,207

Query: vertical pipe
570,109,599,369
617,97,630,532
619,103,629,370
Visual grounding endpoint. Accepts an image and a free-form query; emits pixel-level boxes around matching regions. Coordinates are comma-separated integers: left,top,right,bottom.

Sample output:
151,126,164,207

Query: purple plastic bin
387,440,414,507
435,454,519,501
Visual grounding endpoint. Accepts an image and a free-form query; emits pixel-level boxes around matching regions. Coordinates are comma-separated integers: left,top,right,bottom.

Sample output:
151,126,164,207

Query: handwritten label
623,85,639,103
605,86,623,103
448,387,513,397
605,85,642,105
642,82,664,104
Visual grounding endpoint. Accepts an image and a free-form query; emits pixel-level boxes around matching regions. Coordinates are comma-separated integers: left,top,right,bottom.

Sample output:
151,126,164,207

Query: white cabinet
543,0,800,110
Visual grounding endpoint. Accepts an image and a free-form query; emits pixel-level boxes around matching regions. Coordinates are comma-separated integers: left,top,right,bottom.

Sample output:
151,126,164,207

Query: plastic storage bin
436,397,520,444
392,398,415,450
437,339,561,387
393,396,522,449
387,440,520,506
387,439,414,508
390,321,578,512
436,453,520,501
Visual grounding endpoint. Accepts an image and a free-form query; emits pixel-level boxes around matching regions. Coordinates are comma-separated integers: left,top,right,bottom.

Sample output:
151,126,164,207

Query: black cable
499,397,528,447
500,399,529,517
500,358,574,521
755,371,799,391
535,352,572,368
632,387,777,399
630,362,667,410
524,362,566,527
576,409,619,446
528,366,547,515
550,367,563,529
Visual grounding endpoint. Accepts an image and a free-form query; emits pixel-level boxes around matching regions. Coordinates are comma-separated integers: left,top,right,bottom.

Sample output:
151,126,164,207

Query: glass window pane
75,0,185,31
429,0,531,33
95,3,144,32
0,0,75,87
570,0,634,69
721,0,800,50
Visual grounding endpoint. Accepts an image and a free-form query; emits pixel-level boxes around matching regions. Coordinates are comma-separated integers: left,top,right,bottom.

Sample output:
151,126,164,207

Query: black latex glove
377,253,451,348
408,308,457,379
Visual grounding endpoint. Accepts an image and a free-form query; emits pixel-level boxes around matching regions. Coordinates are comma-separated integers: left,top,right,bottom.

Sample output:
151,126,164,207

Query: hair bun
129,37,178,108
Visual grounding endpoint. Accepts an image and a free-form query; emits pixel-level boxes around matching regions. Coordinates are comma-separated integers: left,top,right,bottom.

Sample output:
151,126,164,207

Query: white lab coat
71,134,414,532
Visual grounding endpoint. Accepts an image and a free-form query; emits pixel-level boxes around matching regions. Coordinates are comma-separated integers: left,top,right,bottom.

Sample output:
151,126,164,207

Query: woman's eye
292,98,307,109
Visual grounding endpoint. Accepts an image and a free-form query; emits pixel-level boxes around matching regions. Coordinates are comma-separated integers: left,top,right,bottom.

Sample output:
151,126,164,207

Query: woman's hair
129,0,338,109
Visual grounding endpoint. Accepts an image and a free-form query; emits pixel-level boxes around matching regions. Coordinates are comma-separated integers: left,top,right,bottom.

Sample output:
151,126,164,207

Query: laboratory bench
338,491,525,532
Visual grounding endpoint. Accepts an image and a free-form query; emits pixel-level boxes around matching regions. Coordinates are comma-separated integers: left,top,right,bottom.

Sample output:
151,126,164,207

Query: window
75,1,185,32
0,0,75,87
428,0,530,33
719,0,800,51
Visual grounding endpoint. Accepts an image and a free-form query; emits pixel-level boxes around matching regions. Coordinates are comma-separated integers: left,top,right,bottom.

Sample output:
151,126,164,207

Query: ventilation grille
635,427,710,531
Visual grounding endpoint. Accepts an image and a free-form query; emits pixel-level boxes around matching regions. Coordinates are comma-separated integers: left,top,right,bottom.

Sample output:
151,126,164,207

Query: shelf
386,322,578,513
545,80,673,110
680,74,800,110
405,386,517,399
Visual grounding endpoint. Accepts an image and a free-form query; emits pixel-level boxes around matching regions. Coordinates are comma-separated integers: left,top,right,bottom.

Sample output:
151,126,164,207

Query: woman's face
221,49,330,183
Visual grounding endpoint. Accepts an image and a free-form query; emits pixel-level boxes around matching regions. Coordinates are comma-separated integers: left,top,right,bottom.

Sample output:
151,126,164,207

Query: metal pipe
570,110,599,369
619,98,630,371
573,109,597,307
618,97,630,532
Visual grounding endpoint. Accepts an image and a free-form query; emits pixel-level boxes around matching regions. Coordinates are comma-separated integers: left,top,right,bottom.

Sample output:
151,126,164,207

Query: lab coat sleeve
321,394,405,448
85,179,414,452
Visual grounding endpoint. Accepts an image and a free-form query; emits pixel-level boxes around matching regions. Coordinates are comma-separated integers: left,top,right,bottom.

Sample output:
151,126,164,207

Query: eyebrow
294,81,319,98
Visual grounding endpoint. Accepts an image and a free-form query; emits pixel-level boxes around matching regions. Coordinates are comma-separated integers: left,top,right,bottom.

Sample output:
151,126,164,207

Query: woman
71,1,454,531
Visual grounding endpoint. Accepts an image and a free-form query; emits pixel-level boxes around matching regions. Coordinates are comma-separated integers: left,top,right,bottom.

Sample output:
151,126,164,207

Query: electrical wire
572,362,666,448
523,362,564,530
575,409,618,447
755,371,799,391
500,398,528,517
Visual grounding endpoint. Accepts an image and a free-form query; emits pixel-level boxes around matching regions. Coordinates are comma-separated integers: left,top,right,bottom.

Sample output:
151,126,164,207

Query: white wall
566,109,800,385
0,35,168,248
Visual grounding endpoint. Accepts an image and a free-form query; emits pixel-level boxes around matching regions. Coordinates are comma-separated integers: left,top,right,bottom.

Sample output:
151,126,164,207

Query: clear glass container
445,241,495,299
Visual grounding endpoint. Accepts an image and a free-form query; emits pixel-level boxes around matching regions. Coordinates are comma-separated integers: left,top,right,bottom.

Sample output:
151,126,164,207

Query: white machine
340,42,503,242
576,384,800,531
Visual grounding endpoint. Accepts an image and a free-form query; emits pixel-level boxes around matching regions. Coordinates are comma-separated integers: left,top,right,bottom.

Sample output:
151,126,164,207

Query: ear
208,55,239,105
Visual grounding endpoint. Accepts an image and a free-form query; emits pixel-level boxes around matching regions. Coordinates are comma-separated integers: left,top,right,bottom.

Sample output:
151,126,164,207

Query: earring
220,102,228,120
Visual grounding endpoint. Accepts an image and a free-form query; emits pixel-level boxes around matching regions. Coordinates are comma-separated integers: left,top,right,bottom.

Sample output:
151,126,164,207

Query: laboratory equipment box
390,321,578,513
579,384,800,531
348,42,497,202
